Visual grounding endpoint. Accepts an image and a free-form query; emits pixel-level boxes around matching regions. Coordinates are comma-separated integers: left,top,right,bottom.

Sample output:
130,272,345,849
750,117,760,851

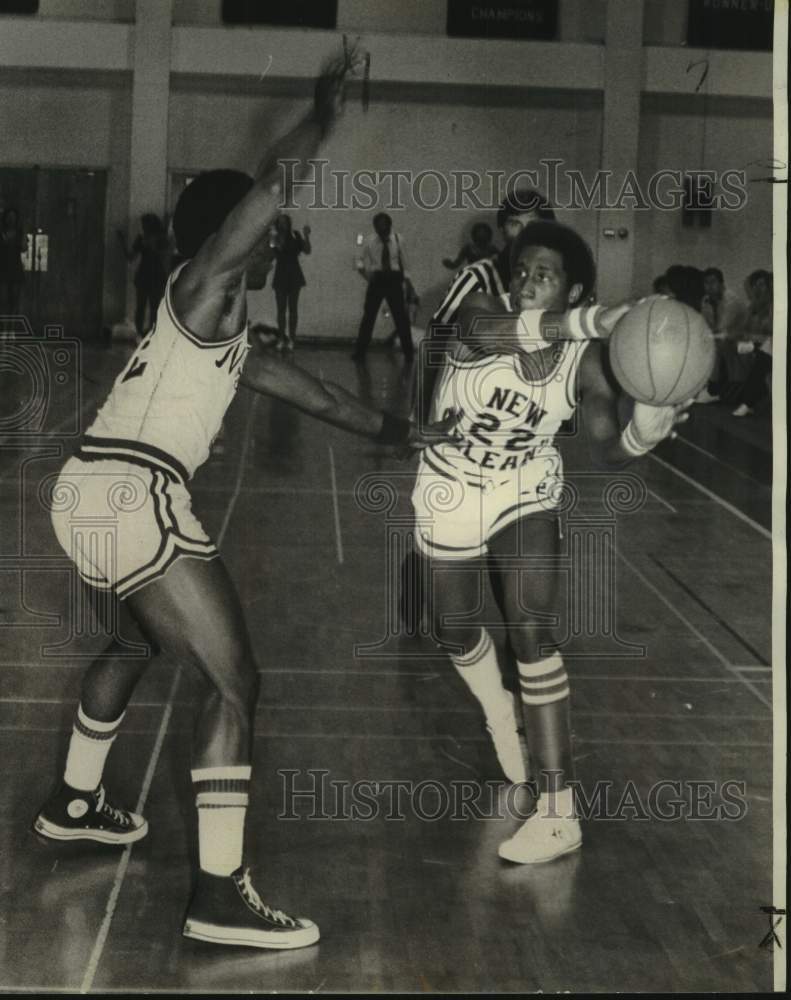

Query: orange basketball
609,296,716,405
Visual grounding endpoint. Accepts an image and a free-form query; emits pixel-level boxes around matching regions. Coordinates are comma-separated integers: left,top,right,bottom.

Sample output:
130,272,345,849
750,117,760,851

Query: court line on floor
675,430,769,487
615,548,772,710
648,553,769,666
647,451,771,540
327,445,344,565
80,394,257,995
646,488,677,514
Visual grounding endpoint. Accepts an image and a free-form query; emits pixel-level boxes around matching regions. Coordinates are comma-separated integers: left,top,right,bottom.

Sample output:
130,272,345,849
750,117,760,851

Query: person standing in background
271,213,310,351
0,207,26,316
352,212,413,364
442,221,498,271
117,213,170,341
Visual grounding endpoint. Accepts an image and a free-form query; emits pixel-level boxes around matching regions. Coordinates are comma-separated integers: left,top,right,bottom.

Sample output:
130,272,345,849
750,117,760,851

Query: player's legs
34,590,155,845
125,554,259,768
37,552,318,947
128,555,317,948
352,277,385,360
428,555,527,784
488,514,581,863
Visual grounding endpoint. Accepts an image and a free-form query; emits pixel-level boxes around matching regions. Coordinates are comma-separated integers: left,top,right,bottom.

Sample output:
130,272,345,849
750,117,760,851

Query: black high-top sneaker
33,784,148,845
183,867,319,949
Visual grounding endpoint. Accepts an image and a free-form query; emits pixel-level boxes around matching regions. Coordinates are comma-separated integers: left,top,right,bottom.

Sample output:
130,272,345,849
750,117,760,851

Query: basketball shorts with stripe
49,454,217,600
410,467,562,561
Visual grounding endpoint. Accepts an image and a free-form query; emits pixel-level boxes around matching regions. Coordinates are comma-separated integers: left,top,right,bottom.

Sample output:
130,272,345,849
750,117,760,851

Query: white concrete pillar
596,0,644,302
128,0,173,227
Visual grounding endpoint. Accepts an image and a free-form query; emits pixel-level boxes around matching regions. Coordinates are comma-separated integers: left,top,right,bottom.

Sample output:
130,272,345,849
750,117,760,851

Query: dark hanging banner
221,0,338,29
687,0,773,51
447,0,558,41
0,0,39,12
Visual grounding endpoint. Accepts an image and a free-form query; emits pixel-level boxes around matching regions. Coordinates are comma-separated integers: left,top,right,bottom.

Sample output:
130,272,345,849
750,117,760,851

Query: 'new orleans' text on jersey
422,338,588,486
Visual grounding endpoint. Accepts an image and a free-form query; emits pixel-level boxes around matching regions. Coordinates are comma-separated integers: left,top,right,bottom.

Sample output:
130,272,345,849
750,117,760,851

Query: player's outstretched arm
174,48,361,307
455,295,632,356
240,348,457,448
578,343,690,466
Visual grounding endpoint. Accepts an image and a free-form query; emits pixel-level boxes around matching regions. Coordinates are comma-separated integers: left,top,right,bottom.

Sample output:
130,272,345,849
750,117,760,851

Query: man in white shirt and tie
352,212,413,363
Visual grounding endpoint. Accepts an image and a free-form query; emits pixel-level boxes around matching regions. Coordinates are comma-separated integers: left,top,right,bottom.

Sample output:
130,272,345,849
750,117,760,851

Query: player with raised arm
33,47,454,949
413,221,690,862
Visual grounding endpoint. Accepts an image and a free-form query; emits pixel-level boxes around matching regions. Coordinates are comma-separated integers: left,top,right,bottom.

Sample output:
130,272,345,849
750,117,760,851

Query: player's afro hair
172,169,254,258
510,221,596,303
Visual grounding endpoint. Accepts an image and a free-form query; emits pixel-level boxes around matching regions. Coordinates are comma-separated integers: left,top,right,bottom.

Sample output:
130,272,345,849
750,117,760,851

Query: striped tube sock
192,765,252,877
450,629,514,723
517,652,569,708
517,653,574,817
63,705,125,792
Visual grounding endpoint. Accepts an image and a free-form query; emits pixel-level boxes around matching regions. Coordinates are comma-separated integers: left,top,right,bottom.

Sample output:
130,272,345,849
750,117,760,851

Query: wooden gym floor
0,339,776,993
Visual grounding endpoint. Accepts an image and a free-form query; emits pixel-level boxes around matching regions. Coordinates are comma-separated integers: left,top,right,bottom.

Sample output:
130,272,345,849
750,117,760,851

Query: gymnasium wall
168,81,603,334
634,95,774,299
1,0,776,331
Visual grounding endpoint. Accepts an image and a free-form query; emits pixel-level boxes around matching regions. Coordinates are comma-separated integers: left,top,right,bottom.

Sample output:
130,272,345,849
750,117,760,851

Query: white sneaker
486,704,527,784
695,387,719,404
498,811,582,864
732,403,753,417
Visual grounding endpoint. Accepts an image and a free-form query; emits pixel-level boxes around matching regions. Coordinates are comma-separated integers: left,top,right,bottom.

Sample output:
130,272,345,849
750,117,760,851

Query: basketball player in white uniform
413,221,690,863
33,48,454,949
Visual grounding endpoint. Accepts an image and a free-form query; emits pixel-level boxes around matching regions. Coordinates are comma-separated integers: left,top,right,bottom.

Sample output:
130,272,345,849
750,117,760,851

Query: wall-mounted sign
447,0,558,41
221,0,338,30
687,0,773,51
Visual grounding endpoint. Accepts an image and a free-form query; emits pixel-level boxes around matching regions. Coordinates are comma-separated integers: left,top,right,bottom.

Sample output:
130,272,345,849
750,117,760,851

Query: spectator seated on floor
700,268,747,340
697,269,773,415
664,264,705,313
652,273,671,295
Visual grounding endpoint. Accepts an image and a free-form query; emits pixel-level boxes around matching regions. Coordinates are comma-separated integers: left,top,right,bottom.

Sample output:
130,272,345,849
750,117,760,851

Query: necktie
381,238,391,272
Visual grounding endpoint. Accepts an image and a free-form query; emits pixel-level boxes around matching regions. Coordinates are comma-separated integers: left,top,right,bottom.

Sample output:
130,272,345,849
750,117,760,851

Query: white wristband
568,304,604,341
621,420,651,457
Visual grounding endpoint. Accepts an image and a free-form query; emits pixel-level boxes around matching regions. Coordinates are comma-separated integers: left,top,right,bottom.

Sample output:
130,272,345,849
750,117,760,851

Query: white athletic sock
192,765,251,877
450,630,514,723
538,785,575,820
63,705,125,792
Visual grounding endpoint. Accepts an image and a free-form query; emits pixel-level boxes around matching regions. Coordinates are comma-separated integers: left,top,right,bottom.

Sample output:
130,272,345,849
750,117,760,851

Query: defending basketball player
33,46,456,949
413,221,691,863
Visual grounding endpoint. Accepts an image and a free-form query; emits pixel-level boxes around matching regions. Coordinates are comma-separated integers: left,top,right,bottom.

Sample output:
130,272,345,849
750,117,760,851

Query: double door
0,166,107,337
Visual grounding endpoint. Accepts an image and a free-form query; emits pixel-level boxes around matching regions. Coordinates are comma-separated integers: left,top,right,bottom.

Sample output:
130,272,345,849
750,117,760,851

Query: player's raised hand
631,398,693,449
314,39,368,135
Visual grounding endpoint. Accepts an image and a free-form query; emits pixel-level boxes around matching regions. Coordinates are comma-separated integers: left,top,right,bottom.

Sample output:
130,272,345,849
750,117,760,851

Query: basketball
609,296,716,405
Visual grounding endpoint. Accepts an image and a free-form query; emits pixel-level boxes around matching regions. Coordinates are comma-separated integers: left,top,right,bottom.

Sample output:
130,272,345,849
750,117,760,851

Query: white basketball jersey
83,263,249,480
422,333,588,486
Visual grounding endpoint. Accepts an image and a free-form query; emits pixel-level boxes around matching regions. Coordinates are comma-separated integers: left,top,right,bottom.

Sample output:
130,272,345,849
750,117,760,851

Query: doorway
0,166,107,338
